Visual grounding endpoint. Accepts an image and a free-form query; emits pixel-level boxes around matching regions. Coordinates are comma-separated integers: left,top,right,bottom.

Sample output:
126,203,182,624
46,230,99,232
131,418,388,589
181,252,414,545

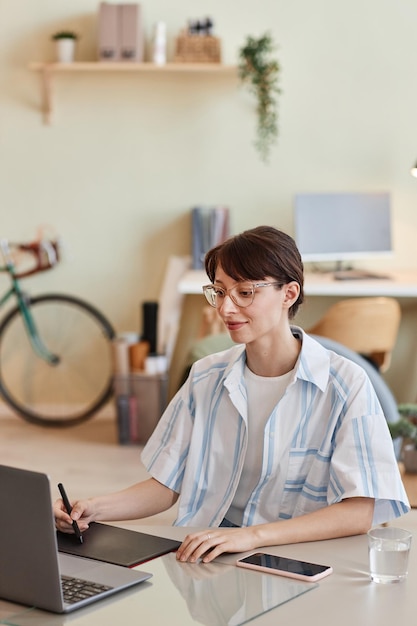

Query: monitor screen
294,192,392,263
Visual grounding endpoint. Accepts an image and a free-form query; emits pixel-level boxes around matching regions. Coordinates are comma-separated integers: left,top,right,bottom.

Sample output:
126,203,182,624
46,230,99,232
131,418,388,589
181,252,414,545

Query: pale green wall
1,1,417,399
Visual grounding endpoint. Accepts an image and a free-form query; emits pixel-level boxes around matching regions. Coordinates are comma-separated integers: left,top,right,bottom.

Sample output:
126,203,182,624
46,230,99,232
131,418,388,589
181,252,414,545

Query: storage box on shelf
174,35,221,63
114,372,168,445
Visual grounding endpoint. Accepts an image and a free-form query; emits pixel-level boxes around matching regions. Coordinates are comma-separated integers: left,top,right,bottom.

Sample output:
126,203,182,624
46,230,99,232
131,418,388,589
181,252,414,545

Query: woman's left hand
176,527,257,563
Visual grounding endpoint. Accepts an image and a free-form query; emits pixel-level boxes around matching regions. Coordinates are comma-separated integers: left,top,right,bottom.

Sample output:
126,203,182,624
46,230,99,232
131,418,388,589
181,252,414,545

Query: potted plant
388,404,417,473
238,32,281,164
52,31,79,63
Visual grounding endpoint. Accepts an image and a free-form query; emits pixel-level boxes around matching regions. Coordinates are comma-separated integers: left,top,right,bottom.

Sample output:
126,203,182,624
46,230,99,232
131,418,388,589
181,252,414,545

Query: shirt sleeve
329,410,410,524
140,379,194,494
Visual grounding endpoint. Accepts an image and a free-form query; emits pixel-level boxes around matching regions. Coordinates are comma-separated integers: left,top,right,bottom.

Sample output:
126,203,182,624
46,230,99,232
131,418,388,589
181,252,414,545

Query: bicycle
0,237,115,427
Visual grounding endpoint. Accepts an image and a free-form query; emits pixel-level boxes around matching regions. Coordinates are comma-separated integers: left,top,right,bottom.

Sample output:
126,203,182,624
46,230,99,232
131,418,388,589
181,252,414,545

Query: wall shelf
28,62,237,124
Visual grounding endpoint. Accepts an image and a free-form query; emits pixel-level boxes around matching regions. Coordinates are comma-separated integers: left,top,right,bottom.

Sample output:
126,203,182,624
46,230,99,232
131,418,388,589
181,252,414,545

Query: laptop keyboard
61,574,113,604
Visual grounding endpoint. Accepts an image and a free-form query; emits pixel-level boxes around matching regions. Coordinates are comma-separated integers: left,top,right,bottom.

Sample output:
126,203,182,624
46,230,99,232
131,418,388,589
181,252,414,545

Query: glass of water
368,527,412,584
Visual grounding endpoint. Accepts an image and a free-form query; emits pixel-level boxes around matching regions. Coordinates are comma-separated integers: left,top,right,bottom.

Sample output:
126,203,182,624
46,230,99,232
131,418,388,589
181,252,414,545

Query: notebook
0,465,152,614
57,521,181,567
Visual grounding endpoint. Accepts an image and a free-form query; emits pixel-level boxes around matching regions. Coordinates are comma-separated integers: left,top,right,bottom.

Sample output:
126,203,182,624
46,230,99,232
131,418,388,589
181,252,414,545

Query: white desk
2,513,417,625
173,268,417,403
178,269,417,297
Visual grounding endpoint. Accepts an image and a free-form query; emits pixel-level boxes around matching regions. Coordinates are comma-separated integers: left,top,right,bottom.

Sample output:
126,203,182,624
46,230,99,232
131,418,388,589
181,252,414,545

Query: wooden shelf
29,61,236,72
29,62,237,124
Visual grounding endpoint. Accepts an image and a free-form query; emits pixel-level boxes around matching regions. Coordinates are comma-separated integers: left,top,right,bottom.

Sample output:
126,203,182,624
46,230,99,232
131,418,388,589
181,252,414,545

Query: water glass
368,527,412,584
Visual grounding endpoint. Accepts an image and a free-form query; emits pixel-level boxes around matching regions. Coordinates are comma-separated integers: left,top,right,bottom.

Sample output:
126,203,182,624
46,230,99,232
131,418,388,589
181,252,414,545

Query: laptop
0,465,152,614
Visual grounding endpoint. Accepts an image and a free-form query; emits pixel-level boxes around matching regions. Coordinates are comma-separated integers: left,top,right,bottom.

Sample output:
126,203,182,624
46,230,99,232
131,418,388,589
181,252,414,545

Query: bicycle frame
0,240,59,365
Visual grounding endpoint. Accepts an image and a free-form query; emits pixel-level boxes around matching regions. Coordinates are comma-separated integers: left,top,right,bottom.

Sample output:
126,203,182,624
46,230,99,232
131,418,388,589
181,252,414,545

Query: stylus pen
58,483,83,544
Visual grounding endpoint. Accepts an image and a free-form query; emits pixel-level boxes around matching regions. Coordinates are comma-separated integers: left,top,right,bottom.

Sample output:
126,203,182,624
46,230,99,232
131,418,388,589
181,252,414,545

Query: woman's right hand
54,497,96,534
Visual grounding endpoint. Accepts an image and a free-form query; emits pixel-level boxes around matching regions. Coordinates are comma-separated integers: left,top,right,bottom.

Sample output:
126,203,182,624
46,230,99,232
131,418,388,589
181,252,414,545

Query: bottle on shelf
152,21,167,65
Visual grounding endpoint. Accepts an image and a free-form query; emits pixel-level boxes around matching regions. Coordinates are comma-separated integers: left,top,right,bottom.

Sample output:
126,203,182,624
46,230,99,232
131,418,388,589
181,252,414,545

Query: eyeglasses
202,282,282,308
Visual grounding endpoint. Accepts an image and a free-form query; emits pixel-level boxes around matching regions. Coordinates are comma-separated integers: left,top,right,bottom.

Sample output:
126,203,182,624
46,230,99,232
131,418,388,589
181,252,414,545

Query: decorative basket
174,35,221,63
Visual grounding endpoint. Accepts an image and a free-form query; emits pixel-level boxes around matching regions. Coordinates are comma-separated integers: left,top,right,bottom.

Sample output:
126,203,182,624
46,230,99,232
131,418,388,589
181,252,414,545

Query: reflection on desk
162,552,315,626
0,553,315,626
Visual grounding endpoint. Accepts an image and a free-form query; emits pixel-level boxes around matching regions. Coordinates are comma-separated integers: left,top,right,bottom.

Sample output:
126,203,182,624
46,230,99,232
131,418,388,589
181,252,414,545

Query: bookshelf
28,62,237,124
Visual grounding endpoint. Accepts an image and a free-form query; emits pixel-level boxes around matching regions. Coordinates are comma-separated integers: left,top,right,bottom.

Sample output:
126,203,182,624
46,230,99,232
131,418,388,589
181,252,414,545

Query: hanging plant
238,33,281,163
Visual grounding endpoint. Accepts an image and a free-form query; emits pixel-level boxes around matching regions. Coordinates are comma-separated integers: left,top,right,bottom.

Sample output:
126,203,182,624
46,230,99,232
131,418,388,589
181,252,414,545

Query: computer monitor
294,192,392,267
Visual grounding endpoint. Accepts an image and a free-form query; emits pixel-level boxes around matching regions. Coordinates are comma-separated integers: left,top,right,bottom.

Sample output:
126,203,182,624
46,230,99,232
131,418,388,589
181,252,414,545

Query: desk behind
173,269,417,402
178,269,417,297
304,269,417,297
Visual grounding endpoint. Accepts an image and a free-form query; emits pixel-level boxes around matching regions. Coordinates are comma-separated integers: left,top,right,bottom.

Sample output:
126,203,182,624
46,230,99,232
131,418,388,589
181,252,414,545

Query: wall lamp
411,160,417,177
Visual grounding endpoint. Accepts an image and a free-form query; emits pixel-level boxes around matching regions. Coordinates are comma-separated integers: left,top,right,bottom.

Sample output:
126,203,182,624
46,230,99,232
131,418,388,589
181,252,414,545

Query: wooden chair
307,297,401,373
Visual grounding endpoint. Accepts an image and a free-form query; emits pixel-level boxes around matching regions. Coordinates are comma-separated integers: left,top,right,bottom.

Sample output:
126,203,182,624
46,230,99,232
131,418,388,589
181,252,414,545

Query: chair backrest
307,297,401,372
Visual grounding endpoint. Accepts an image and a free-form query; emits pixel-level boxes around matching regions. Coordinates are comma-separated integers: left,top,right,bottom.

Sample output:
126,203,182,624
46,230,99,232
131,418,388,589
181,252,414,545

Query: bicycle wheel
0,294,115,427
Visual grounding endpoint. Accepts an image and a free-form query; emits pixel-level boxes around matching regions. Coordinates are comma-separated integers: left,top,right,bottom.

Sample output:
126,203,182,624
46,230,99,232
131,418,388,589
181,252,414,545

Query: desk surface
2,514,417,625
179,269,417,297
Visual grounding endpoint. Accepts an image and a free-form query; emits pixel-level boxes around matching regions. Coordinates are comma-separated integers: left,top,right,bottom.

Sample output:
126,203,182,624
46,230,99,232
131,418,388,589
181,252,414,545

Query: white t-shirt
226,366,295,525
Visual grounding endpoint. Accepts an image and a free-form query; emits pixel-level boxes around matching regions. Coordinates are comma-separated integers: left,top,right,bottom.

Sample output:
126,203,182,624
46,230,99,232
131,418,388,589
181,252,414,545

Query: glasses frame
202,281,282,308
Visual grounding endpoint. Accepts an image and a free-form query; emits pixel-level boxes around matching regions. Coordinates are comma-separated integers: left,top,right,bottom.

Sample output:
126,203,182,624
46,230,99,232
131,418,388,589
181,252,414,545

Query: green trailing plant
238,32,281,163
52,31,79,41
388,404,417,449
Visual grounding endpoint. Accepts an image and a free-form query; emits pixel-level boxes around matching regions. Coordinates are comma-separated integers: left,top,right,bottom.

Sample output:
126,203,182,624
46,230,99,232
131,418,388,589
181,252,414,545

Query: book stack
98,2,144,62
191,206,230,270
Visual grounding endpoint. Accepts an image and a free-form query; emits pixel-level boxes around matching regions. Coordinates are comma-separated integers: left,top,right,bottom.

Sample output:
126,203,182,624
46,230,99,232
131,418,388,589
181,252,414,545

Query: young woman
54,226,409,563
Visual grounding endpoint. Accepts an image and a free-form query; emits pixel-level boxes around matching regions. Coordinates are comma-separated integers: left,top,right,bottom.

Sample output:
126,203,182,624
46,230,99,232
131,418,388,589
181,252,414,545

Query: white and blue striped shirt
141,328,409,527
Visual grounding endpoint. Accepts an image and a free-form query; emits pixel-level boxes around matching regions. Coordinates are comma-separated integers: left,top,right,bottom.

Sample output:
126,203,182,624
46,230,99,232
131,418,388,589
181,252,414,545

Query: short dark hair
205,225,304,318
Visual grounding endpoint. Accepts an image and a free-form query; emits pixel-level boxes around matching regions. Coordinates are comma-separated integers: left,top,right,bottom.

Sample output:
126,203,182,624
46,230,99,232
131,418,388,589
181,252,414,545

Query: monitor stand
332,262,390,281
